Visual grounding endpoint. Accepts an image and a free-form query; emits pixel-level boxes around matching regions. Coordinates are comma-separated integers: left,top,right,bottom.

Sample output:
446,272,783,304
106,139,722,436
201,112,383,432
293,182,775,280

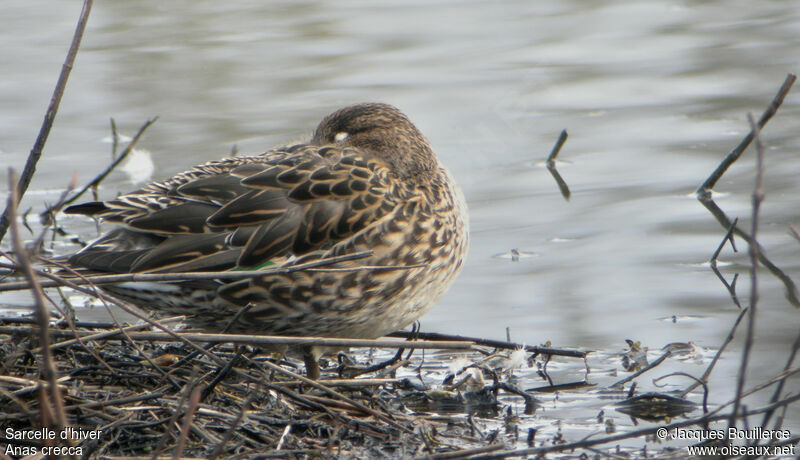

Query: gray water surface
2,0,799,443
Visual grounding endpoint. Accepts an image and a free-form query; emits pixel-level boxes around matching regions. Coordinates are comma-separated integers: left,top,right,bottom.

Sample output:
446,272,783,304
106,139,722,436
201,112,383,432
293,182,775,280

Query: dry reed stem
6,170,70,445
389,330,586,358
0,326,474,351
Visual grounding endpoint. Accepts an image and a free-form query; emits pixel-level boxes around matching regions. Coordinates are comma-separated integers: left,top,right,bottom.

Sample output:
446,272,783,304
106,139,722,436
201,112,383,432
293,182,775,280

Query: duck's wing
66,145,406,273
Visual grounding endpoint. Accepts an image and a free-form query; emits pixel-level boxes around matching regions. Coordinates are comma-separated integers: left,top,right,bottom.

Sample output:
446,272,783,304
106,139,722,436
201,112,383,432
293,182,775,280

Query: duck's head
312,103,436,181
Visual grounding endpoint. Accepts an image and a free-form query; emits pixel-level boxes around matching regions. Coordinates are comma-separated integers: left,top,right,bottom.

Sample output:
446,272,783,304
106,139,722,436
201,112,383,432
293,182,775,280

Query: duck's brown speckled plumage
66,103,469,373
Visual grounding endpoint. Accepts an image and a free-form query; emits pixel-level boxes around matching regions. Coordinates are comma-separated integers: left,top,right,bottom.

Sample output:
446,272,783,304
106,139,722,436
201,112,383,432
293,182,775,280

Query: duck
65,103,469,378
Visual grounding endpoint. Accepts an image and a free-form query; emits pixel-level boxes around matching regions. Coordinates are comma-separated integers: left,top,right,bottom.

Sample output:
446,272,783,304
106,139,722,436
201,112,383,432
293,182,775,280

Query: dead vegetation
1,0,799,458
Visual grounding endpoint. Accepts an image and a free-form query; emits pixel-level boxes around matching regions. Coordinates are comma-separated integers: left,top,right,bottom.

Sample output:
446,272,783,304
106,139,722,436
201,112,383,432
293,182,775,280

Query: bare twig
546,129,568,164
610,350,672,388
43,117,159,218
275,424,292,450
757,274,800,431
680,307,748,398
696,73,795,196
250,356,411,433
699,198,799,305
0,0,94,244
789,224,800,243
35,316,184,352
654,372,709,413
36,173,78,244
709,217,742,308
547,165,571,201
6,170,69,438
728,113,765,431
0,326,474,351
388,330,586,358
109,117,119,161
468,392,800,459
426,443,506,460
173,385,202,460
272,378,398,387
545,129,571,200
208,393,256,459
695,74,799,306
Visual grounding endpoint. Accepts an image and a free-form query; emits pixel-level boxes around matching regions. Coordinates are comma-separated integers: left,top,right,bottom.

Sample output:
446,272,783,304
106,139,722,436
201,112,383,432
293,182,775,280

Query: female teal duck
66,103,469,377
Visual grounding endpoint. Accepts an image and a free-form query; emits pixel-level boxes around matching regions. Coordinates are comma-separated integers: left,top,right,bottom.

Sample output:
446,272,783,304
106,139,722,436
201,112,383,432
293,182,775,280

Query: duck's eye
334,132,349,142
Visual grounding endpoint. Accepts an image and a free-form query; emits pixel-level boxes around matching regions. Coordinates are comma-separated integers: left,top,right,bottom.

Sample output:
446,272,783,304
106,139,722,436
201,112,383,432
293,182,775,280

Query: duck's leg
302,346,320,380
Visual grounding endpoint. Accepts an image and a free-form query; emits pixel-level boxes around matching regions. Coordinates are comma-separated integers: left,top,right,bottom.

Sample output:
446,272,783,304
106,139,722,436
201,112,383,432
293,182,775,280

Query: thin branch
0,326,474,351
789,224,800,243
388,330,586,358
250,356,411,433
34,316,184,352
35,173,78,244
427,443,505,460
699,197,799,305
696,73,795,197
0,0,94,244
545,129,571,200
173,385,202,460
546,165,571,201
680,307,748,398
709,217,742,308
6,169,69,434
694,74,800,307
44,117,158,217
546,129,568,164
109,117,119,160
468,392,800,460
654,372,709,413
610,350,672,388
759,327,800,432
208,393,256,459
729,113,765,431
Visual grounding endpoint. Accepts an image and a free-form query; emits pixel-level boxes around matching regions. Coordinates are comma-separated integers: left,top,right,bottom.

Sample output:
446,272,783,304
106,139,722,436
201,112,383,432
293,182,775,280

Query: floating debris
615,392,697,421
492,248,538,261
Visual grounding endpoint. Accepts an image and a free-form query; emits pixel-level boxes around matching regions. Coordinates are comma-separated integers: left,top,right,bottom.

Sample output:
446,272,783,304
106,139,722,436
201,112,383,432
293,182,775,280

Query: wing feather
66,147,404,273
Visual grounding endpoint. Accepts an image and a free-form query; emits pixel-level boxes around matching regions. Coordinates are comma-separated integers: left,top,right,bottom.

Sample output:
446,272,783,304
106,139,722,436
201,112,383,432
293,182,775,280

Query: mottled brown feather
64,103,469,355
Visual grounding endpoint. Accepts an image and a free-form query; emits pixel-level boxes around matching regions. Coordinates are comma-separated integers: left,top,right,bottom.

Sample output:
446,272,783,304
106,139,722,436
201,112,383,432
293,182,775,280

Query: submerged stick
709,218,742,309
545,129,571,200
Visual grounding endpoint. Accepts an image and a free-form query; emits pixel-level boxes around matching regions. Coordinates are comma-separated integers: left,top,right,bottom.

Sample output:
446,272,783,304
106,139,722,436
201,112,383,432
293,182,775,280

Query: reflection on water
2,0,799,435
